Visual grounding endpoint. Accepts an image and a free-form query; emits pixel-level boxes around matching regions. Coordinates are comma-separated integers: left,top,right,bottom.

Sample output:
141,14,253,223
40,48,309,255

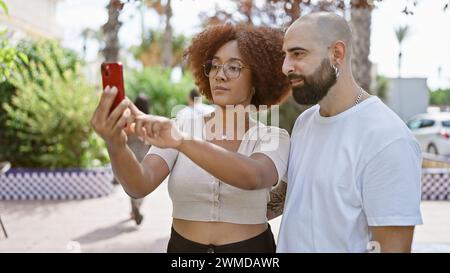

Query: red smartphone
101,62,125,114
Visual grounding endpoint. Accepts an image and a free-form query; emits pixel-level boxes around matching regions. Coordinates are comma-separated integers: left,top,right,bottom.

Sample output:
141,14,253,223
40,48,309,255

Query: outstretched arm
130,111,282,190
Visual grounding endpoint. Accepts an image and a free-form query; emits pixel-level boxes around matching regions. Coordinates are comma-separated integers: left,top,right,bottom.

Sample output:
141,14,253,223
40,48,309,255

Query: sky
56,0,450,90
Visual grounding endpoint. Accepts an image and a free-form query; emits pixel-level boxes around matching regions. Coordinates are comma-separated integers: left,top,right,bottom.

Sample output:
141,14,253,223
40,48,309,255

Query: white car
407,112,450,155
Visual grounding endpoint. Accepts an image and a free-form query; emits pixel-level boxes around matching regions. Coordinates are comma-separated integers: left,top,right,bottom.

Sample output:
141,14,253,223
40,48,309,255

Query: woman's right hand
90,86,134,148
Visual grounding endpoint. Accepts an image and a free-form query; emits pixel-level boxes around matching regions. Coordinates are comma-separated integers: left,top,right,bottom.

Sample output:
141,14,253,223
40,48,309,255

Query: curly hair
185,23,291,109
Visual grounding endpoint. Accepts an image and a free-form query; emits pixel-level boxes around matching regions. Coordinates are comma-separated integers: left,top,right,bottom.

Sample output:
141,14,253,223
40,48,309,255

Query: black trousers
167,224,276,253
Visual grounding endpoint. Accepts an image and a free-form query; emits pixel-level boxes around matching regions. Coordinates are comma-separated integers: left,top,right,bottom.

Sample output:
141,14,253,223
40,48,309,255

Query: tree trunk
101,0,122,62
284,0,301,25
241,0,254,24
160,0,173,68
350,1,373,93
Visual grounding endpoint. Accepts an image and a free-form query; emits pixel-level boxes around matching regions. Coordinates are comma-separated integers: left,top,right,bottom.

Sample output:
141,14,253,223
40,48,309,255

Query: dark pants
167,224,276,253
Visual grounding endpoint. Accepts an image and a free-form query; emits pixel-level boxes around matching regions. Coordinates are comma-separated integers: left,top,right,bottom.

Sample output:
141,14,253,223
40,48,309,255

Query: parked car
407,112,450,155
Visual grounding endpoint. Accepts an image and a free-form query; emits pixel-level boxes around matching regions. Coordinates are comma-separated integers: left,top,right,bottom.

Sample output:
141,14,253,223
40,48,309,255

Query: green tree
125,66,194,117
375,75,390,102
394,25,410,78
350,0,374,92
130,29,189,68
0,40,108,168
0,0,8,14
3,72,107,168
429,88,450,106
102,0,123,62
80,27,103,58
0,36,29,81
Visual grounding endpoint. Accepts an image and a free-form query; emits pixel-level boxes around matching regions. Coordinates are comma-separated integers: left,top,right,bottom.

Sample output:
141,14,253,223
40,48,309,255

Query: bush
0,39,80,120
0,39,28,81
375,75,390,102
0,40,109,169
125,66,195,117
430,88,450,106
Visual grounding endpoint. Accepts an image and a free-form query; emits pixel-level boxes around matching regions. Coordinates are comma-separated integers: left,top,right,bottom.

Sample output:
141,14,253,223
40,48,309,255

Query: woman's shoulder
247,123,290,155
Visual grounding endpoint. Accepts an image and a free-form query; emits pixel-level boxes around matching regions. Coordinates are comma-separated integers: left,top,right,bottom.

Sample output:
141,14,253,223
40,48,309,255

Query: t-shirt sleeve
362,137,423,226
146,146,179,171
251,127,290,184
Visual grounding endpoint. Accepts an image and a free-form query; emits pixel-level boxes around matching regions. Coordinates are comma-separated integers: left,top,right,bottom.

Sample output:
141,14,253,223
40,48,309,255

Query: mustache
287,73,305,81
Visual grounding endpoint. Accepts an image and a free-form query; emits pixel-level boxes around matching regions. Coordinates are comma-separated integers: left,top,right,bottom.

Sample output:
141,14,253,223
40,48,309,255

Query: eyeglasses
203,60,248,79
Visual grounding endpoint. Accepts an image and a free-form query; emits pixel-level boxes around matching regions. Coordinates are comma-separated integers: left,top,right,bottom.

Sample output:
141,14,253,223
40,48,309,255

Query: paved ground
0,179,449,253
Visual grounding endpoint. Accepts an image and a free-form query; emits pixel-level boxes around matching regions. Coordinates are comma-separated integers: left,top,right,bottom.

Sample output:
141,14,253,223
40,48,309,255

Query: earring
332,64,340,78
252,87,256,96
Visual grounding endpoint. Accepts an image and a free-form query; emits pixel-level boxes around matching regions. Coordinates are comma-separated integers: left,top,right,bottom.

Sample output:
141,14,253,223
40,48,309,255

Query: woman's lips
213,86,230,92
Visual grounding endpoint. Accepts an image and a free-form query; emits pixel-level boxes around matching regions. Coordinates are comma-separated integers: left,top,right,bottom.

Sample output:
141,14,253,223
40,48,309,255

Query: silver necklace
354,87,364,106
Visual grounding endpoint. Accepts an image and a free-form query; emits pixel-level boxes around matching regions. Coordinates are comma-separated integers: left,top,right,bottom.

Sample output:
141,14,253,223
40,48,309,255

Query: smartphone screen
101,62,125,114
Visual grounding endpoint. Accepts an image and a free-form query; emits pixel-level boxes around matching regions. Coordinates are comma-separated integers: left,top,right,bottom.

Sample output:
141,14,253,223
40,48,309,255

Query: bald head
286,12,353,58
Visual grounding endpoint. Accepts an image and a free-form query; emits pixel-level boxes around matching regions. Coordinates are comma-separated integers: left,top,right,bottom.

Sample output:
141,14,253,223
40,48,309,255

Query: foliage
430,88,450,106
130,29,189,68
0,35,29,82
0,0,8,14
125,66,195,117
375,75,390,101
0,40,108,168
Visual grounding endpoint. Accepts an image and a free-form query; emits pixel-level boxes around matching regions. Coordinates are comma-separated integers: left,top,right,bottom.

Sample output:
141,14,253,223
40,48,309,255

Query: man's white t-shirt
277,96,423,253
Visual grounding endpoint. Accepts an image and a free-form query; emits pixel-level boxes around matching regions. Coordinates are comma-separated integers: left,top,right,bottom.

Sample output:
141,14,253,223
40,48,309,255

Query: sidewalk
0,179,449,252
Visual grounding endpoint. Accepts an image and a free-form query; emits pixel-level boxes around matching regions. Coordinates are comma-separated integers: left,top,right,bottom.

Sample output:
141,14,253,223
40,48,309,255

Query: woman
91,24,291,253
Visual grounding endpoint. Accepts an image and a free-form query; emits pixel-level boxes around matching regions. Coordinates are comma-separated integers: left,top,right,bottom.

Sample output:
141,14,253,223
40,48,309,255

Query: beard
288,58,337,105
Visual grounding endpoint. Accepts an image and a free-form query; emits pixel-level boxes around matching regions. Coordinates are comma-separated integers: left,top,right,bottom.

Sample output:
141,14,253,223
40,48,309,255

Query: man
271,12,422,253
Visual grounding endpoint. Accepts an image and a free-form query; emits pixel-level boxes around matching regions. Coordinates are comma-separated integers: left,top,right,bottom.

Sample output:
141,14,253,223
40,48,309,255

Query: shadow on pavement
73,219,138,244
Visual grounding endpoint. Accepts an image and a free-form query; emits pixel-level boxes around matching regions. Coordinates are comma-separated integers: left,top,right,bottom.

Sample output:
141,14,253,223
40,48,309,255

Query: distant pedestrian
176,88,214,119
120,94,151,225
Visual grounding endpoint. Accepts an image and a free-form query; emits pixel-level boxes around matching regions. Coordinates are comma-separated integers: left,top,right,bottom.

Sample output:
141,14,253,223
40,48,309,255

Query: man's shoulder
360,98,413,138
357,98,420,159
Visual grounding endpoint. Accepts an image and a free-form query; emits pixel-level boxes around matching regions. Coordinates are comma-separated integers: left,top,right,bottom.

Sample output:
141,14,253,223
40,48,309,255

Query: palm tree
80,28,103,58
350,0,373,93
101,0,123,62
130,29,188,68
145,0,174,68
0,0,8,14
394,25,410,78
160,0,173,68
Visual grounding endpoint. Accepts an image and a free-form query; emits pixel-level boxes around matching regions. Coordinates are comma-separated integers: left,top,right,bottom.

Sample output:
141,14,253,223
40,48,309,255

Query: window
407,120,421,130
407,119,435,130
420,119,435,128
442,120,450,127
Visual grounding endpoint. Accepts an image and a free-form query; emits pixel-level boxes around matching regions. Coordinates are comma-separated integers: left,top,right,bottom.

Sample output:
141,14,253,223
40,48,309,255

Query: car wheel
427,144,439,155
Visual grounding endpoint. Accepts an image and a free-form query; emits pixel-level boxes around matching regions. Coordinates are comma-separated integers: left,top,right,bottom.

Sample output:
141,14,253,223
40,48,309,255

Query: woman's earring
332,64,340,78
252,87,256,96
